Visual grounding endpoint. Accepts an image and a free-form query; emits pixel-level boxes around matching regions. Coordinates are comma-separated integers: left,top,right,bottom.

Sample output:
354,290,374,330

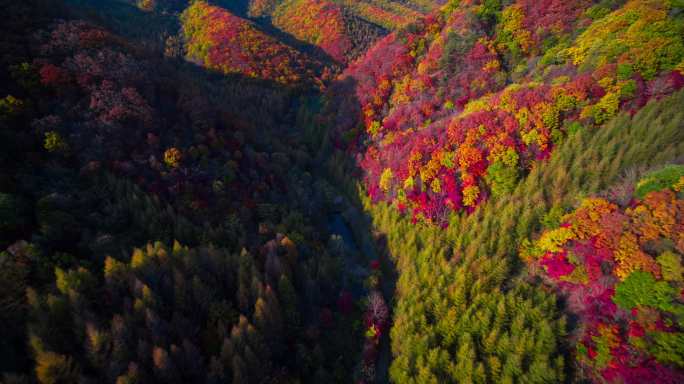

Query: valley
0,1,683,383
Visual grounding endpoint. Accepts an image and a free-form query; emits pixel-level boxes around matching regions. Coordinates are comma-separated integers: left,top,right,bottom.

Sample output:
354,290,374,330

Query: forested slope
331,0,684,225
246,0,445,63
181,0,326,85
0,0,370,382
322,0,684,382
354,90,684,383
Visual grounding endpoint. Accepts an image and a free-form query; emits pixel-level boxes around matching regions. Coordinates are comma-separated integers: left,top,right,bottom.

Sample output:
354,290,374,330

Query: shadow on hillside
65,0,181,39
64,0,336,118
65,0,343,66
0,0,386,381
215,0,338,63
35,0,397,379
212,0,342,65
252,17,342,65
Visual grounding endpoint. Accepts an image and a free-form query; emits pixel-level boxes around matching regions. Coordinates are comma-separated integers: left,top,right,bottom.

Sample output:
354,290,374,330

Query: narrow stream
327,209,394,384
328,213,369,299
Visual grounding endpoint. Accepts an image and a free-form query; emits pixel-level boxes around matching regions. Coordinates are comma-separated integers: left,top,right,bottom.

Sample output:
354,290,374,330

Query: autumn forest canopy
1,0,683,383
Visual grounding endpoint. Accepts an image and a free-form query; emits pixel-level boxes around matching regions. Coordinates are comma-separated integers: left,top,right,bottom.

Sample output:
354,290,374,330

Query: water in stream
327,212,392,384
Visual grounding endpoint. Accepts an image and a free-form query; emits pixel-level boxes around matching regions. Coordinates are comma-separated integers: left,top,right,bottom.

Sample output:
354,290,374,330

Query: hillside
181,0,326,84
0,0,365,382
523,165,684,382
331,0,684,225
320,0,684,382
250,0,444,29
247,0,445,63
1,0,683,383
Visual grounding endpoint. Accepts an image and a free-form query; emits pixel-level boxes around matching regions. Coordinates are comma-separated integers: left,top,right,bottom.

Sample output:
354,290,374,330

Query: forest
0,0,683,383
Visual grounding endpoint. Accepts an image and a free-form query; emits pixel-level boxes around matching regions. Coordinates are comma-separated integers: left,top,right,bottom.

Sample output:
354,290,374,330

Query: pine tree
277,275,299,331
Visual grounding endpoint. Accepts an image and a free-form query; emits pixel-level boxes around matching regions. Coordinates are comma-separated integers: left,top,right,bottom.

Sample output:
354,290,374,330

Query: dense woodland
326,0,684,382
0,0,683,383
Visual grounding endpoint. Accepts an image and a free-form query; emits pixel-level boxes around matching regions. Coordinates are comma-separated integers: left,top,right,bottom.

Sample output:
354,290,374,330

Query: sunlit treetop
567,0,684,79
